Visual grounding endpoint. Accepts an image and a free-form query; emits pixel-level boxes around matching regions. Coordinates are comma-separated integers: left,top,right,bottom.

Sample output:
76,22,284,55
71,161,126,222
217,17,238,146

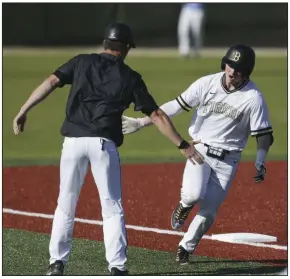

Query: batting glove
122,116,143,134
253,163,266,183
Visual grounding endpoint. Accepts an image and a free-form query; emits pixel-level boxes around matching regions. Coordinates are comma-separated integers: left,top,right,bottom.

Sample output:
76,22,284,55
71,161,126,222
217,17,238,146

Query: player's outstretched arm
121,115,150,134
122,98,185,134
13,74,61,135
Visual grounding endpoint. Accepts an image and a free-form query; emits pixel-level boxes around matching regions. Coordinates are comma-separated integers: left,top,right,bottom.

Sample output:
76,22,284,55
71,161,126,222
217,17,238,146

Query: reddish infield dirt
3,161,287,266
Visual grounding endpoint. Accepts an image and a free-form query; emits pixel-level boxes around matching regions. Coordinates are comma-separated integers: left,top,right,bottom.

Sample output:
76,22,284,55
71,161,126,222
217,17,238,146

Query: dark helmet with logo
221,44,255,76
104,22,136,48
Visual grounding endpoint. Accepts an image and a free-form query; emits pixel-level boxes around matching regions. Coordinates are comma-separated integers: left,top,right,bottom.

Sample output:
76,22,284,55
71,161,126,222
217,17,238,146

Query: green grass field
3,229,284,276
3,53,287,166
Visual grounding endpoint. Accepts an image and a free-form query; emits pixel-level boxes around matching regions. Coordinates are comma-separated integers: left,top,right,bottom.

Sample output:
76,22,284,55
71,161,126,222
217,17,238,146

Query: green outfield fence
2,3,287,47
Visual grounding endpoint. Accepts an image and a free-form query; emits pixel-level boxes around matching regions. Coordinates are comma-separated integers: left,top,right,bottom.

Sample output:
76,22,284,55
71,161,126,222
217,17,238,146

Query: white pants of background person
178,6,205,57
49,137,127,272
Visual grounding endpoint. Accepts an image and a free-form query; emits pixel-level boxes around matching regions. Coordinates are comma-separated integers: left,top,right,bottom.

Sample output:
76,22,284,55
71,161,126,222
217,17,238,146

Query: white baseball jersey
175,72,272,151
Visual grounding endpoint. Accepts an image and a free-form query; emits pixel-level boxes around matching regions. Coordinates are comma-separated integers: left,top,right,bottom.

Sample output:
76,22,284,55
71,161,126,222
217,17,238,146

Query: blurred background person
177,2,205,58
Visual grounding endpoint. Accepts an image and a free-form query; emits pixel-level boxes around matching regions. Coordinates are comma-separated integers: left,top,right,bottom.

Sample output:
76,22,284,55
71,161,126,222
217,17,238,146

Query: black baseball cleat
46,260,64,276
110,267,129,276
176,246,190,265
171,203,194,230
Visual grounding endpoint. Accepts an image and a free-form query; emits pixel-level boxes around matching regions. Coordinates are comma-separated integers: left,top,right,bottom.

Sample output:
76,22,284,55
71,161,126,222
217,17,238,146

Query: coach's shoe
176,246,190,265
110,267,129,276
46,261,64,276
171,203,194,230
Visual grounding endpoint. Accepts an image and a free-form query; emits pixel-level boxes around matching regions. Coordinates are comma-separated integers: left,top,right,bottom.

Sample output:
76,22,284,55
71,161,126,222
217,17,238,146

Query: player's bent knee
198,210,217,230
199,207,218,218
101,198,124,219
199,200,220,217
181,188,202,206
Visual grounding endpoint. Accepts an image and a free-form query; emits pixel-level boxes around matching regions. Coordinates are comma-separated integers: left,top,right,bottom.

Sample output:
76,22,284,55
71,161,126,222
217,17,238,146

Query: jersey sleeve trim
176,95,192,112
251,127,273,137
53,70,66,87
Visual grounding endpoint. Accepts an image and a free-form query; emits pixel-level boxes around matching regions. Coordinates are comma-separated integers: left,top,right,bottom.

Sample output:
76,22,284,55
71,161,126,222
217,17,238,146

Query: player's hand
180,139,204,165
122,115,143,134
13,112,27,135
253,163,266,183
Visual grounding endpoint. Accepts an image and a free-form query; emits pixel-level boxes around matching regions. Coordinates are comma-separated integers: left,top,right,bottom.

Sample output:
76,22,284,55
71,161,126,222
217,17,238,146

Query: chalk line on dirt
3,208,287,251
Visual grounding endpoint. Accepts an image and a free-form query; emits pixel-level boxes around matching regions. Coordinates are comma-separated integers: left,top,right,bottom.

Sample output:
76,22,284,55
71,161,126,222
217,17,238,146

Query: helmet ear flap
221,57,226,70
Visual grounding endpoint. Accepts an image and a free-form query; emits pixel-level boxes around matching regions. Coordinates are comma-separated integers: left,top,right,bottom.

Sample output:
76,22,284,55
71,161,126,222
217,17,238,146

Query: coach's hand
180,140,204,165
13,112,27,135
253,163,266,183
122,116,143,134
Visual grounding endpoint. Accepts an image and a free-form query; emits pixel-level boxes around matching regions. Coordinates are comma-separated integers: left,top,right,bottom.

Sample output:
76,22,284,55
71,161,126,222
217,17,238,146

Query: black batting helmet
104,22,136,48
221,44,255,76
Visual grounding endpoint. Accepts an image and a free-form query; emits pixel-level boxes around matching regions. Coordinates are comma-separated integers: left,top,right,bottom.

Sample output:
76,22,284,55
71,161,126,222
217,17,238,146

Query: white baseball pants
179,143,241,252
178,7,205,56
49,137,127,272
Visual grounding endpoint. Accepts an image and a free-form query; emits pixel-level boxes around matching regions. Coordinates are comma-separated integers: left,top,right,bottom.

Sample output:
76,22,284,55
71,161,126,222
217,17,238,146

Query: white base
211,233,277,243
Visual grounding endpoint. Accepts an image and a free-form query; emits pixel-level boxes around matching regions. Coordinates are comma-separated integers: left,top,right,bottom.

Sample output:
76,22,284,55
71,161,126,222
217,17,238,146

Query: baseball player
122,44,274,264
12,22,204,275
177,3,205,58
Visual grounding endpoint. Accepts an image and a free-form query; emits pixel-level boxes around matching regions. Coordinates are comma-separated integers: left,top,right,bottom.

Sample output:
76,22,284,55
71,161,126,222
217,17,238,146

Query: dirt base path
3,162,287,265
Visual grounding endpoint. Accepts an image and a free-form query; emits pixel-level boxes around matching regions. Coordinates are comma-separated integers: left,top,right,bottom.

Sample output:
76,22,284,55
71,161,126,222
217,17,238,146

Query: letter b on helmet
230,51,241,62
221,44,255,77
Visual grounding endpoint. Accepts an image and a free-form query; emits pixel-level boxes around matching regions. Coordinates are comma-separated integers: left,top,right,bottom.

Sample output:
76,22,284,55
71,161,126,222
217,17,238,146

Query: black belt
204,143,230,154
